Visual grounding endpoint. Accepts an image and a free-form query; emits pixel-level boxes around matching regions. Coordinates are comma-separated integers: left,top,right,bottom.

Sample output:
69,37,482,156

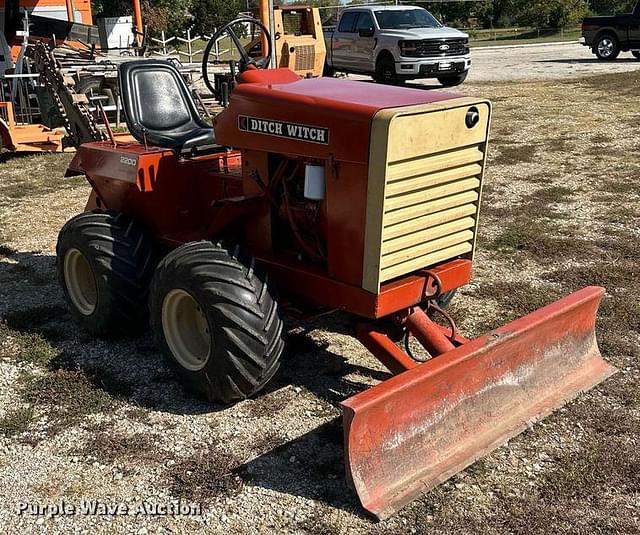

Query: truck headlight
399,40,418,56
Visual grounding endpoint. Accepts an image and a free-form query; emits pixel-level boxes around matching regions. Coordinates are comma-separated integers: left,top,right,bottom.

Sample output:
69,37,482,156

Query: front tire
593,35,620,60
438,71,468,87
149,241,284,403
56,210,155,336
374,56,401,85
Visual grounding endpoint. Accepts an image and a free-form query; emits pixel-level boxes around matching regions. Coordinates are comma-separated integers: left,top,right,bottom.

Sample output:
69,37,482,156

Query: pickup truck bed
581,1,640,60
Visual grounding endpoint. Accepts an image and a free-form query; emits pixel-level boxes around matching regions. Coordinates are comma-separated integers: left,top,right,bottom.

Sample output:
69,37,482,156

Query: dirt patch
166,448,244,501
0,406,35,438
73,430,158,464
493,143,537,165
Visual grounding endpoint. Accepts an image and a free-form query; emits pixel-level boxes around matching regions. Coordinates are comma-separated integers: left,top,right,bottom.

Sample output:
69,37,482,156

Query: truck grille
404,38,468,58
362,99,490,293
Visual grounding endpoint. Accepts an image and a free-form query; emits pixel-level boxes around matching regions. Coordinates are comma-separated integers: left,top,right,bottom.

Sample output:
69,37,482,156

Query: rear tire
56,210,155,336
437,71,468,87
149,241,284,403
593,34,620,60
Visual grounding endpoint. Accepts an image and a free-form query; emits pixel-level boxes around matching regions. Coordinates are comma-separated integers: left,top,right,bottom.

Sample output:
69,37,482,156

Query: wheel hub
63,248,97,316
598,38,614,57
162,289,212,371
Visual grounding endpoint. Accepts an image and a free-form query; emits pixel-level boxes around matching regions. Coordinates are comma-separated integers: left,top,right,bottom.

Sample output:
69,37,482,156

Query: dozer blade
342,286,616,520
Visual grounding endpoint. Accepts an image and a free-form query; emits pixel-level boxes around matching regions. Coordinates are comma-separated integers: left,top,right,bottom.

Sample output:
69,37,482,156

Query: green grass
0,323,59,365
20,370,114,432
0,407,35,438
490,221,546,252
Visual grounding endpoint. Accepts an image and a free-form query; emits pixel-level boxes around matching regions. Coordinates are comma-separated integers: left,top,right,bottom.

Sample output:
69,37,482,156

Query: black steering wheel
202,17,273,96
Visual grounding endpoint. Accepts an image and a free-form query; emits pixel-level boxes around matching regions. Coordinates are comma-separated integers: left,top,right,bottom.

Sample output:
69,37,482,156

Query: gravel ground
0,59,639,533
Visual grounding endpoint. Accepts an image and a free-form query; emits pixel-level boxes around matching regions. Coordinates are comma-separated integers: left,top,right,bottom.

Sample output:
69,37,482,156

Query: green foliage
190,0,245,35
91,0,637,34
511,0,590,28
590,0,637,15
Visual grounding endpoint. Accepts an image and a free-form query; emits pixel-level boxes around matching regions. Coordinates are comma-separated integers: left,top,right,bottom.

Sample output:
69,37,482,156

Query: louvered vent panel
379,146,484,283
294,45,315,71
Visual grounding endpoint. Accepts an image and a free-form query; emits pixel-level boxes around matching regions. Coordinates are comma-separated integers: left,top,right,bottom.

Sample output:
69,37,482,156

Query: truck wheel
149,241,285,403
437,71,468,87
594,35,620,60
76,76,116,107
632,51,640,60
374,56,400,85
57,210,155,336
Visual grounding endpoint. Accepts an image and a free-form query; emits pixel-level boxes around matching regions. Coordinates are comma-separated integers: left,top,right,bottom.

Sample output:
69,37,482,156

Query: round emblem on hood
439,43,450,51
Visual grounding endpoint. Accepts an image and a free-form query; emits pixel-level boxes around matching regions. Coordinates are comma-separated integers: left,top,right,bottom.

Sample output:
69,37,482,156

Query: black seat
119,60,216,153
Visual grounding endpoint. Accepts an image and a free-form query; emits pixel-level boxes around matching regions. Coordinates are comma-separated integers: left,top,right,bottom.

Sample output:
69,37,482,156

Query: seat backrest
119,60,210,149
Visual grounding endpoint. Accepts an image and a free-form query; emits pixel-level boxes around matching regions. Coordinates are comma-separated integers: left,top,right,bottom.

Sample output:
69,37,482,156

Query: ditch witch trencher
56,20,615,520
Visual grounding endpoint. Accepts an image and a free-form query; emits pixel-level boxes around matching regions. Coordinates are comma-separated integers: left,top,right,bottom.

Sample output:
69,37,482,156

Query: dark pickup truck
581,1,640,60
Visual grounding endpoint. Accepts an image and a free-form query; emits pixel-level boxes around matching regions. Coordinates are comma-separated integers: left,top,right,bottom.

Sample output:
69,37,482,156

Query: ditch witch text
238,115,329,144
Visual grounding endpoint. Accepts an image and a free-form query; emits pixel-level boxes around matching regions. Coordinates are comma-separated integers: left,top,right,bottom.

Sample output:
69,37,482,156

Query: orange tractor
57,19,615,519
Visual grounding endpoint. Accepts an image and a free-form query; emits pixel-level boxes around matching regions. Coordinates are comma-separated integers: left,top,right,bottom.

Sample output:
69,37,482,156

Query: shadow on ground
0,247,389,414
236,418,369,519
1,245,392,514
537,57,640,64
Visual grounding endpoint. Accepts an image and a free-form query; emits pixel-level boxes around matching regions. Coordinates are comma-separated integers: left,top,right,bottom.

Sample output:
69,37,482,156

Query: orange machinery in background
0,100,63,151
272,6,326,77
0,0,144,54
0,0,143,152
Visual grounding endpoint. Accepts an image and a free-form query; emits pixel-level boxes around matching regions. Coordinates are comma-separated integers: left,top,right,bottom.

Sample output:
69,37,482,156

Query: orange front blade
342,286,616,520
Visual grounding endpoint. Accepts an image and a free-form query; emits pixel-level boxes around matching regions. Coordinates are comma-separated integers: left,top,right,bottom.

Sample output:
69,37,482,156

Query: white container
97,16,134,50
304,164,325,200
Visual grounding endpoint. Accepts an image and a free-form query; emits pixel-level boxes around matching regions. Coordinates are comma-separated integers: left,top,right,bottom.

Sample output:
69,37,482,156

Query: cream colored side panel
384,204,477,240
362,98,492,294
382,217,476,255
386,163,482,196
387,102,490,162
384,191,479,226
362,112,392,293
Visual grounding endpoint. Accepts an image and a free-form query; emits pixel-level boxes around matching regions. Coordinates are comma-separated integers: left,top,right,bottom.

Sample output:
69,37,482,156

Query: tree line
91,0,639,35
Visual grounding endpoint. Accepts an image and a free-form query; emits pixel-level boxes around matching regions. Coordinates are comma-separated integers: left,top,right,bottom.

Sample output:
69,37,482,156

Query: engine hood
380,26,468,40
213,69,465,163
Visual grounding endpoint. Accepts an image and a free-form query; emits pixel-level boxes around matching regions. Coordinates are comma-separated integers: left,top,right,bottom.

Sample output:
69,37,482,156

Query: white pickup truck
324,5,471,86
